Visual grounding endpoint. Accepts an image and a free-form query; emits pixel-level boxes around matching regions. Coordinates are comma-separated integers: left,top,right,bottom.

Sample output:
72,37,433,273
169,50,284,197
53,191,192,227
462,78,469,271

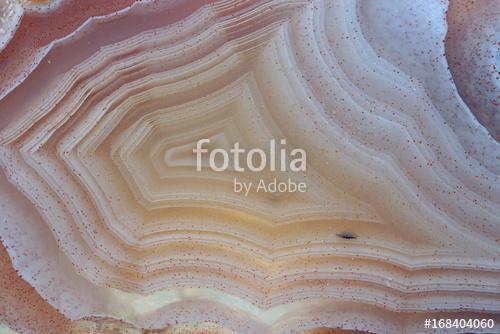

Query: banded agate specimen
0,0,498,333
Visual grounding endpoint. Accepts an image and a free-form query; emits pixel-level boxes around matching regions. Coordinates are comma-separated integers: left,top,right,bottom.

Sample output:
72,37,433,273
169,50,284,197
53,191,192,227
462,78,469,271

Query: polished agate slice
0,1,498,333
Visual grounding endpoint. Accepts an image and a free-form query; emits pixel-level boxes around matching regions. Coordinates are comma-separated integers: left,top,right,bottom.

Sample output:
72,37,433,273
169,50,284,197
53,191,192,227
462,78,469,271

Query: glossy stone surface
0,1,498,333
